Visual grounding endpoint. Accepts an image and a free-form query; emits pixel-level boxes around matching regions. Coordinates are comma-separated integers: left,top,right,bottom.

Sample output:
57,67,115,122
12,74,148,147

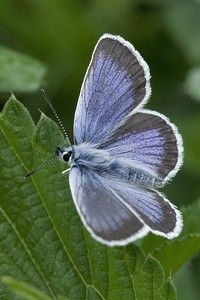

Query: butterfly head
56,146,74,163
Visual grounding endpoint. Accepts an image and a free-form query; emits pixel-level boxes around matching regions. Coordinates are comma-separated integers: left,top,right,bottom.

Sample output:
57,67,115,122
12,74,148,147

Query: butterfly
42,34,184,246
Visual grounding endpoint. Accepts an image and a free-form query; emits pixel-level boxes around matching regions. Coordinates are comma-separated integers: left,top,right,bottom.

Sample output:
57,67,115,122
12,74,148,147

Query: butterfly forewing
74,34,151,145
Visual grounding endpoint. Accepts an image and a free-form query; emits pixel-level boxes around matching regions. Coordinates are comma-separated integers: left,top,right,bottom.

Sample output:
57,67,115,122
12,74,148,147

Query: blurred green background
0,0,199,299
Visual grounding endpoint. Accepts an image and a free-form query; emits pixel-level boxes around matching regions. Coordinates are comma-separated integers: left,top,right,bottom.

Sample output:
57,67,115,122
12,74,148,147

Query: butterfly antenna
41,88,71,145
24,156,57,179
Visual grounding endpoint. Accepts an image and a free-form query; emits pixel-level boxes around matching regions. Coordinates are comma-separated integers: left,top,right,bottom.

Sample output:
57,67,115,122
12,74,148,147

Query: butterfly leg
62,168,70,176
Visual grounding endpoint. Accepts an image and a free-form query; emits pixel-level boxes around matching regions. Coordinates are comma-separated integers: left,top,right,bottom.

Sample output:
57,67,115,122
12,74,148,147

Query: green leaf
185,67,200,102
124,246,176,300
0,95,176,299
151,234,200,276
181,114,200,173
2,276,53,300
0,46,46,92
164,0,200,64
182,199,200,235
142,199,200,277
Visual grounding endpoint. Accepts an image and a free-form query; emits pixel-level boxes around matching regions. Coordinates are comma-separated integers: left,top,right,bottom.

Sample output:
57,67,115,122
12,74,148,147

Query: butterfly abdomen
98,159,163,188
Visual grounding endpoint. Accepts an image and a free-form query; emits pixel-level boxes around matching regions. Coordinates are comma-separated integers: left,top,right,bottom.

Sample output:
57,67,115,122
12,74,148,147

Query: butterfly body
57,144,163,189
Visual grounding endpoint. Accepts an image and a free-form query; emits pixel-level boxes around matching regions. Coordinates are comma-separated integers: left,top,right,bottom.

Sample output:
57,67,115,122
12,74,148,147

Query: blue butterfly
45,34,184,246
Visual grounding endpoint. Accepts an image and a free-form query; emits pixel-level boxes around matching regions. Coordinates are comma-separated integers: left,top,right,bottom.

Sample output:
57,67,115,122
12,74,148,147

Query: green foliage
164,0,200,64
185,68,200,102
1,95,200,300
151,234,200,276
182,199,200,235
2,277,53,300
142,199,200,276
0,95,178,300
0,47,46,92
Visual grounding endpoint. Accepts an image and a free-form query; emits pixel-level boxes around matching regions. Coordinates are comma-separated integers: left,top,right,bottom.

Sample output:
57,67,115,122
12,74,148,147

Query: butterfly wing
74,34,151,144
69,166,182,246
98,110,183,183
69,166,149,246
111,179,182,239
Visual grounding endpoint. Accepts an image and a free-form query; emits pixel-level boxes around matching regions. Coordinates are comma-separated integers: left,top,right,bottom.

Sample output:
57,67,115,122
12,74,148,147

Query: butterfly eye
63,151,72,162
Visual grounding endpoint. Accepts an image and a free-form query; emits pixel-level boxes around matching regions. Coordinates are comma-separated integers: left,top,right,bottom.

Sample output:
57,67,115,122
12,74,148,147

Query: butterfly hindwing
98,110,183,182
111,180,182,238
69,166,182,246
69,166,149,246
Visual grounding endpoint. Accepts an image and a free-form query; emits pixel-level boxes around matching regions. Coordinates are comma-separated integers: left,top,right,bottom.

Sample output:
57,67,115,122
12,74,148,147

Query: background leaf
0,47,46,92
185,67,200,102
142,198,200,269
163,0,200,64
0,95,177,299
150,235,200,276
181,199,200,235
